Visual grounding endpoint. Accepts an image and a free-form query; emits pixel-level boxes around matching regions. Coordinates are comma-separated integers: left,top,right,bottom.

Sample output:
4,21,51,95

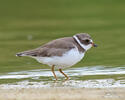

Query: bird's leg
51,65,57,81
59,69,69,81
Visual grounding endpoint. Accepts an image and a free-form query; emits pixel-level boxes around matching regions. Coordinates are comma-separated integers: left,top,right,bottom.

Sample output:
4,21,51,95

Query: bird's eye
85,39,90,43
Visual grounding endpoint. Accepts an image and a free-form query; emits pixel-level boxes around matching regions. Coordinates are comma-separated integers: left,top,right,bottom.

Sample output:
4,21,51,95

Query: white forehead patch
73,35,92,51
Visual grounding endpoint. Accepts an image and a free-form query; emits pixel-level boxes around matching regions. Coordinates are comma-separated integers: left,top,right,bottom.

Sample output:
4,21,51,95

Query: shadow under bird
16,33,97,81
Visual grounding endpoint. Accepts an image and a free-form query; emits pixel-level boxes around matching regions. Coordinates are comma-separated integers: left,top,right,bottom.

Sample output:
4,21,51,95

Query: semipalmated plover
16,33,97,80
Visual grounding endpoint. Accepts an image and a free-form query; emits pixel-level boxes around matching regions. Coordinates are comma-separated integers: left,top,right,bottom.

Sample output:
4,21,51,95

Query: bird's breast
34,48,85,68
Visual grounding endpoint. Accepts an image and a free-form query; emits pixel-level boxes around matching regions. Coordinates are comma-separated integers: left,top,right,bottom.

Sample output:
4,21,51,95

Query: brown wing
16,37,75,57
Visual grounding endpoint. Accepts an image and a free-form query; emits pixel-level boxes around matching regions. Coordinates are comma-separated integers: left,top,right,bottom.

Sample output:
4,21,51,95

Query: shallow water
0,66,125,88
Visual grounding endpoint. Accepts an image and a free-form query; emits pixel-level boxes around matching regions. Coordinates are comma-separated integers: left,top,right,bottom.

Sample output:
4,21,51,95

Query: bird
16,33,97,81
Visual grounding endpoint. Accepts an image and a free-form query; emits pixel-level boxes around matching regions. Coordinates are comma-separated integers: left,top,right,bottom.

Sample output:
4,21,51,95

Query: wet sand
0,88,125,100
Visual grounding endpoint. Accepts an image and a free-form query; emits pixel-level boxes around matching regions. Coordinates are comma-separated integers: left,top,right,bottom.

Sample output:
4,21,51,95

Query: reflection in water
0,66,125,88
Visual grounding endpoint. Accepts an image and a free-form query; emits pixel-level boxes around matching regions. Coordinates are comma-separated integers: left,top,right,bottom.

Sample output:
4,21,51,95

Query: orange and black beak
91,42,98,47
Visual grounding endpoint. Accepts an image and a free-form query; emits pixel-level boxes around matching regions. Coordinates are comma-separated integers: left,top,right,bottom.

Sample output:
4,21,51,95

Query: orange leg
51,65,57,80
59,69,69,80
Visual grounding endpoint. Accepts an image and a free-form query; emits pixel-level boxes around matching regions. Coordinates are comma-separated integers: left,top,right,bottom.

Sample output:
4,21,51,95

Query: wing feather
16,38,75,57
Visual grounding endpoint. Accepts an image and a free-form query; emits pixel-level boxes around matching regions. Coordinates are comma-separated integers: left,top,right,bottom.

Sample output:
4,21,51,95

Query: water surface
0,66,125,88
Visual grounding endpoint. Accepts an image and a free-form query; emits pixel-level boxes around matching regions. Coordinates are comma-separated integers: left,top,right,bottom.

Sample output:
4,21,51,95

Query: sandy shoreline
0,87,125,100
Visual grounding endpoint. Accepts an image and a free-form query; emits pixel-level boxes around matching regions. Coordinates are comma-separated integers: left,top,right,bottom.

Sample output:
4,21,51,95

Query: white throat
73,35,92,51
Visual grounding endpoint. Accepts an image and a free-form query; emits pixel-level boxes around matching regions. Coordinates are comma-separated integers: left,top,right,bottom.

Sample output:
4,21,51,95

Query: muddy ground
0,88,124,100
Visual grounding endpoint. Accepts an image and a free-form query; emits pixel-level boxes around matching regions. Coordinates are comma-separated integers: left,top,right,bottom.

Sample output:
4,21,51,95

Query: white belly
34,48,84,69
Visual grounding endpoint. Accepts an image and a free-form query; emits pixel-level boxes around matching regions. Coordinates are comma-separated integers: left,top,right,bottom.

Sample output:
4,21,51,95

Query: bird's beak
91,42,98,47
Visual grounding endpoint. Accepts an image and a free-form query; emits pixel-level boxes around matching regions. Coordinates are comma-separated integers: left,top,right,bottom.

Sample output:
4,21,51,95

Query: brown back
19,37,85,57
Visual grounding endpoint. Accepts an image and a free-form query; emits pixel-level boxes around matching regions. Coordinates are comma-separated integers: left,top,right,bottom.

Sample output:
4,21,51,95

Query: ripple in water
0,66,125,88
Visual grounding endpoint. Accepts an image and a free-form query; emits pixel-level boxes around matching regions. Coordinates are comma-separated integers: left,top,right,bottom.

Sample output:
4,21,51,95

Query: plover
16,33,97,80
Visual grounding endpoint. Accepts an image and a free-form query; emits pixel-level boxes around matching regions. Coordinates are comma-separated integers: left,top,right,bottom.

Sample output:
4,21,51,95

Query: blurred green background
0,0,125,73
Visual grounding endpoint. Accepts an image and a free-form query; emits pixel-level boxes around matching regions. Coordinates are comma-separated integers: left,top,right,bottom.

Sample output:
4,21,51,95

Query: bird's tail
16,51,29,57
16,52,26,57
16,49,37,57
